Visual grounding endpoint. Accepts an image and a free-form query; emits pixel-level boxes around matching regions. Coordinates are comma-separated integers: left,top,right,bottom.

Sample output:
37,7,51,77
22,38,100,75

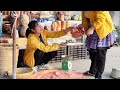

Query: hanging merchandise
0,13,3,36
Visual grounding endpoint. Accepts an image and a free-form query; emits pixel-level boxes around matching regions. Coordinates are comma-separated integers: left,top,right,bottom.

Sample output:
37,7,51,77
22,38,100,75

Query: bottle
56,20,61,31
66,21,71,28
61,21,66,30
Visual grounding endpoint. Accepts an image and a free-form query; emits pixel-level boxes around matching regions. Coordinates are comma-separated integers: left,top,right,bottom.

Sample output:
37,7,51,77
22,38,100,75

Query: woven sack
0,45,19,76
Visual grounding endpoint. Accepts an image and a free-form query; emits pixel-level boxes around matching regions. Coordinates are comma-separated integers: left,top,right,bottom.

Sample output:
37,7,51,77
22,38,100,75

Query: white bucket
110,68,120,79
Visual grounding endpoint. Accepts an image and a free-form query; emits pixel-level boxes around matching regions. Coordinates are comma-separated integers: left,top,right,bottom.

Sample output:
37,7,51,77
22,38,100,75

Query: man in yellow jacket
23,20,74,69
79,11,116,79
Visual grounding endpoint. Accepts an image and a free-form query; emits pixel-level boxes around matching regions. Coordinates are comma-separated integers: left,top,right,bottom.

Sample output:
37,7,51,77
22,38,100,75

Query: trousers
34,49,57,66
89,48,107,79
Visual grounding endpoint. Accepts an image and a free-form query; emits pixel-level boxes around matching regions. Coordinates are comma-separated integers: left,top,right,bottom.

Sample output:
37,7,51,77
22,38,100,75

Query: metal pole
12,16,17,79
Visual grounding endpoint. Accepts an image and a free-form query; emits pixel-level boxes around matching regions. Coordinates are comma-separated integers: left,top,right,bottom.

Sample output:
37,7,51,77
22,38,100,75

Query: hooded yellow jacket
24,30,66,67
82,11,115,40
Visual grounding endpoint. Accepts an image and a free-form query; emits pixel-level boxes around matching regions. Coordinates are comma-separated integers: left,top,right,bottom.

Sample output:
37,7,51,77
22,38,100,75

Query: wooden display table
0,37,27,47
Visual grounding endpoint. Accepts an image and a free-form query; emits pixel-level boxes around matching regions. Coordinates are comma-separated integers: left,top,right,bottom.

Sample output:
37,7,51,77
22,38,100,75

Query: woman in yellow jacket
24,20,74,69
80,11,116,79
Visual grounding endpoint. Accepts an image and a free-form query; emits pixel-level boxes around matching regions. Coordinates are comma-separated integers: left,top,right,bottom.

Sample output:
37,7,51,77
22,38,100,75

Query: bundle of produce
71,25,84,38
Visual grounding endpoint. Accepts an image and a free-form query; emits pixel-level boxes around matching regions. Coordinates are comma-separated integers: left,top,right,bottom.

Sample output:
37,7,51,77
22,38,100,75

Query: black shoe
84,71,95,76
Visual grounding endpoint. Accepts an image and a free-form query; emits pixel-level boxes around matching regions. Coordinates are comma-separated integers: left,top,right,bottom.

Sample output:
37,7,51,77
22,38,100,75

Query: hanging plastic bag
0,13,3,36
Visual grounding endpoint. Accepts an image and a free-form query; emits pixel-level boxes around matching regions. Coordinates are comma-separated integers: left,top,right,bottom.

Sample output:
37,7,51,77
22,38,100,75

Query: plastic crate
50,44,88,63
50,46,67,62
67,44,87,60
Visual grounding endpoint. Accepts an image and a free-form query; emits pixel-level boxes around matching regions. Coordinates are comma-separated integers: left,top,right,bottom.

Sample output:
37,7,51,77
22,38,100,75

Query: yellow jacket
82,11,115,40
24,30,66,67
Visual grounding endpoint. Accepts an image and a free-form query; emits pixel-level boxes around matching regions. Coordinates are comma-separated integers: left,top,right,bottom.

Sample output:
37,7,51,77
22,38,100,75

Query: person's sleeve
45,30,66,38
82,12,88,33
28,38,60,52
92,11,107,30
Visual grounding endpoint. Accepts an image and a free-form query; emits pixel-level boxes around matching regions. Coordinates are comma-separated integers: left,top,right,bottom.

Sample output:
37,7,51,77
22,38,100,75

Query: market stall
0,11,86,79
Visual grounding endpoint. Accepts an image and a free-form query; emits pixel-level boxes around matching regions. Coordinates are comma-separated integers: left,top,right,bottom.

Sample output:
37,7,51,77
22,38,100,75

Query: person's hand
59,42,67,46
77,24,83,30
64,27,76,34
86,26,95,36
